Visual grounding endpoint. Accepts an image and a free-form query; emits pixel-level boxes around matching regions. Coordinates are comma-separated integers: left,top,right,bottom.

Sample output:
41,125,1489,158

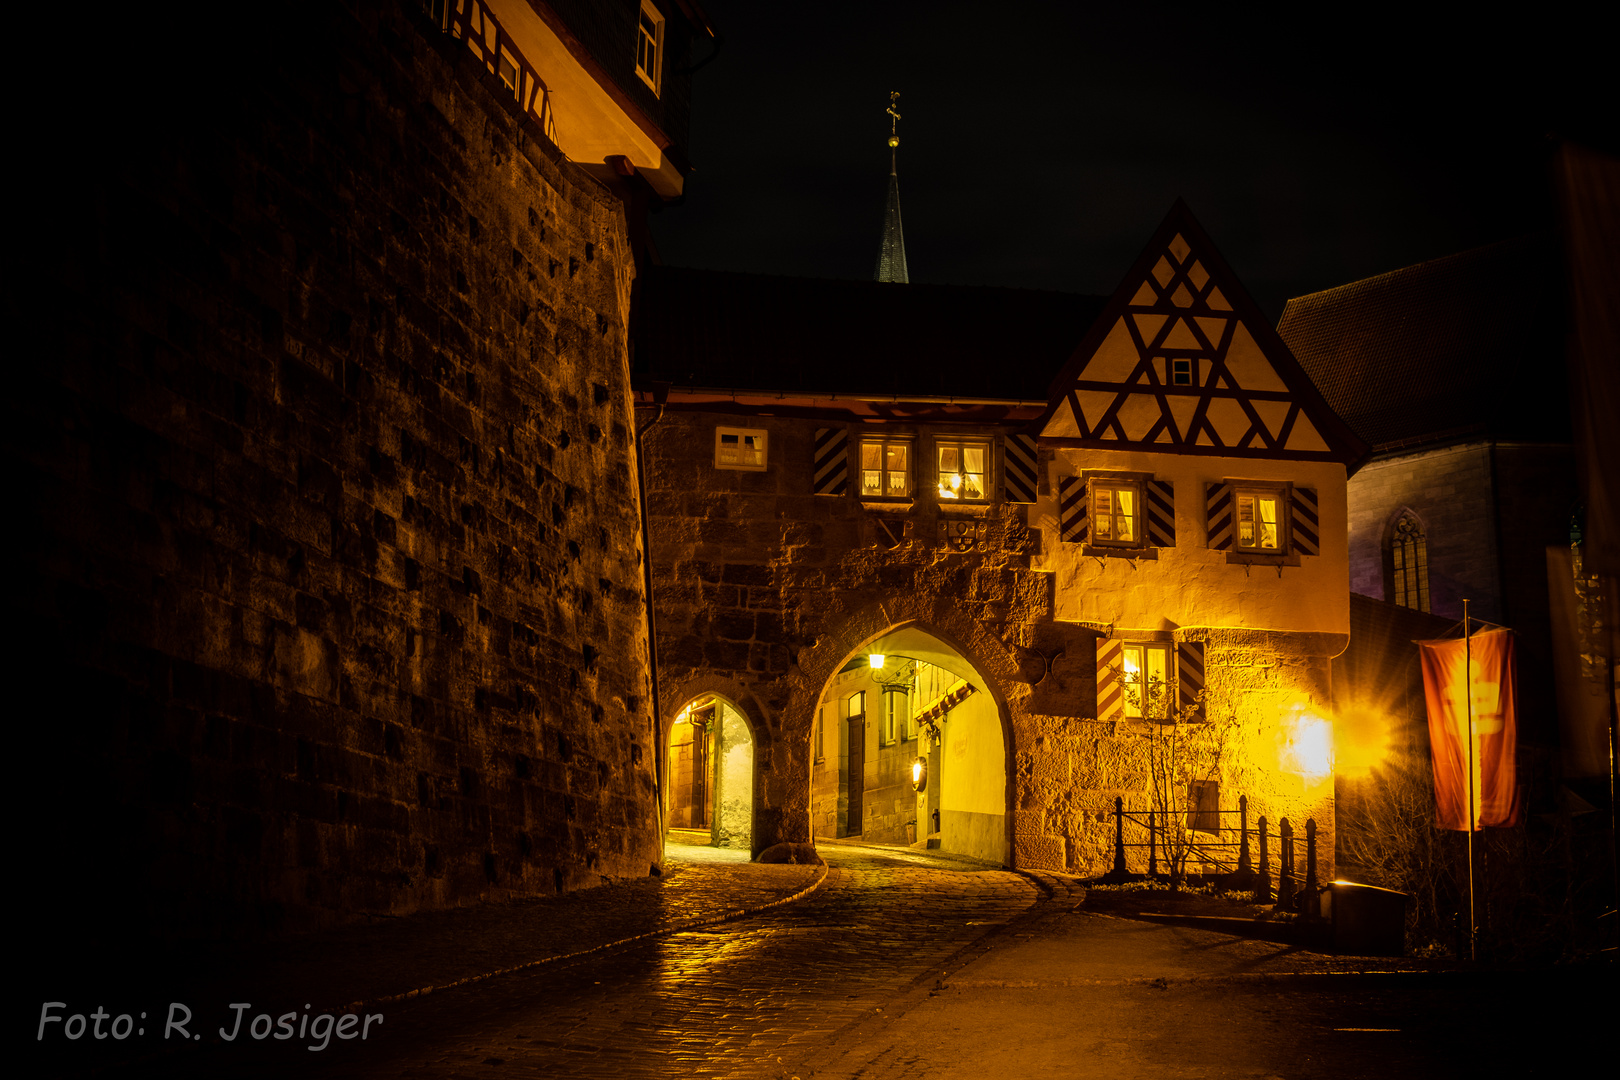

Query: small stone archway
806,617,1018,865
659,681,767,853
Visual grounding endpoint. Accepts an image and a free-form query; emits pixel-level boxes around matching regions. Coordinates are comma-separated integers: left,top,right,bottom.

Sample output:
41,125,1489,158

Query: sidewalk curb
336,861,831,1014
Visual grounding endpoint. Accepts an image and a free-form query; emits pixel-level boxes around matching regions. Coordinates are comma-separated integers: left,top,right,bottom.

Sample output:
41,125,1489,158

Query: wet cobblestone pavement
311,845,1041,1080
43,844,1043,1078
33,843,1606,1079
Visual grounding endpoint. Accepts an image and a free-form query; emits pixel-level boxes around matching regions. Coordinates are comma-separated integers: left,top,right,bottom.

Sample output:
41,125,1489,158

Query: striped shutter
1058,476,1088,543
1096,637,1123,721
813,428,848,496
1145,480,1175,547
1205,482,1233,550
1177,641,1206,721
1290,486,1320,556
1002,434,1038,504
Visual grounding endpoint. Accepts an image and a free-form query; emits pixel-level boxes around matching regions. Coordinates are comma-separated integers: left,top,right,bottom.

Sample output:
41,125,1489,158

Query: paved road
312,846,1041,1080
35,844,1606,1079
52,844,1043,1079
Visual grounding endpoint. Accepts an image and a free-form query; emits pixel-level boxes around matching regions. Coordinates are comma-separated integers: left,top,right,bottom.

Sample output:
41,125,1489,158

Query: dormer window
636,2,664,95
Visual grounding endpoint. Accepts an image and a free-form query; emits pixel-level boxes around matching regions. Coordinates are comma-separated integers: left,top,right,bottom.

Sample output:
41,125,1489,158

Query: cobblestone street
39,844,1044,1079
33,843,1605,1079
318,846,1042,1080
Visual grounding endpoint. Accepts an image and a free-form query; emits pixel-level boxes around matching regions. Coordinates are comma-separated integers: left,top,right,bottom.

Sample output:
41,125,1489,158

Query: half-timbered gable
1041,200,1361,463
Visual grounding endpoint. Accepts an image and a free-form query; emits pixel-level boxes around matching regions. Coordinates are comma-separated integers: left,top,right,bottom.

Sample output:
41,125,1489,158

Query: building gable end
1037,200,1367,468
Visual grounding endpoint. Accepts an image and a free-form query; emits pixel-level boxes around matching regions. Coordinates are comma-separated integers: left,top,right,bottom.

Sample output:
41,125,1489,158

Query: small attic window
636,2,664,95
715,427,767,471
1172,358,1193,386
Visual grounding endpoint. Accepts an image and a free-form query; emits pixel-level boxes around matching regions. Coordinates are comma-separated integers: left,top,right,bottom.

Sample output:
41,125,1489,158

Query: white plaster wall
940,691,1005,819
715,702,753,849
1034,448,1349,636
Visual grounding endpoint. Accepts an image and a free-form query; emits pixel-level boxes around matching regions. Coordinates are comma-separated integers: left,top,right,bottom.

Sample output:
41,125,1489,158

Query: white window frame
881,689,907,746
1121,641,1173,721
1234,486,1287,554
714,426,767,471
858,436,912,500
1090,477,1145,548
635,1,664,95
934,436,991,503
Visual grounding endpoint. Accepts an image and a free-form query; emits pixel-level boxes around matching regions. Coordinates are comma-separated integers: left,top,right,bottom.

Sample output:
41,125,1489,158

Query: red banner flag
1417,629,1522,830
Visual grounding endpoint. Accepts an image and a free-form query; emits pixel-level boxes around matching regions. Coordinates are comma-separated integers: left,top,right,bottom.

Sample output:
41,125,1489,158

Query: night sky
650,2,1607,321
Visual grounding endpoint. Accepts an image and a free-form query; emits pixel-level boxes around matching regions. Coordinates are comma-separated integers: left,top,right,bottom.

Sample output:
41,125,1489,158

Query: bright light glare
1288,714,1334,779
868,653,886,670
1334,701,1393,778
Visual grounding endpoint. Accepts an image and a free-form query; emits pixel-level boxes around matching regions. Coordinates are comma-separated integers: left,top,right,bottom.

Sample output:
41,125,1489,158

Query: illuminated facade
636,201,1367,877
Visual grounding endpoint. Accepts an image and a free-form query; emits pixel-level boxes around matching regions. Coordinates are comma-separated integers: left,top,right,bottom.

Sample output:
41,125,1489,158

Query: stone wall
15,1,658,944
1346,442,1502,620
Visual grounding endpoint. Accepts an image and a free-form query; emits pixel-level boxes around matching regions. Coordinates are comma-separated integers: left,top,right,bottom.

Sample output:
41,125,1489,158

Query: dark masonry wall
9,0,658,948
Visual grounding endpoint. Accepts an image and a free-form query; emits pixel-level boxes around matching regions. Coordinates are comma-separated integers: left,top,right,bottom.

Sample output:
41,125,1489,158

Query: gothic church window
1389,511,1430,613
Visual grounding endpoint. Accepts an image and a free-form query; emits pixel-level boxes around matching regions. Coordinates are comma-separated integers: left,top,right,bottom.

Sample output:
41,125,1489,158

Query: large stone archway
778,594,1029,862
809,620,1015,863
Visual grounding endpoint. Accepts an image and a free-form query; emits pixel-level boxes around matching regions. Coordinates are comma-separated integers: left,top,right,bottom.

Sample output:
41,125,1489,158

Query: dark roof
1276,235,1571,450
634,265,1107,401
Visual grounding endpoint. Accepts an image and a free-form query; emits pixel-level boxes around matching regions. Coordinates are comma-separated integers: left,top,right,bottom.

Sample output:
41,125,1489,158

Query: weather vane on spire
887,91,901,148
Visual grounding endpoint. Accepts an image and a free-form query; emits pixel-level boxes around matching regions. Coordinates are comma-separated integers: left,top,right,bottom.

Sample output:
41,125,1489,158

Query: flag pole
1464,597,1477,962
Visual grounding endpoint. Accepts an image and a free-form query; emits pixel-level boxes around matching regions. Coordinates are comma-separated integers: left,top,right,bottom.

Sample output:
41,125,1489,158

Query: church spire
874,91,909,284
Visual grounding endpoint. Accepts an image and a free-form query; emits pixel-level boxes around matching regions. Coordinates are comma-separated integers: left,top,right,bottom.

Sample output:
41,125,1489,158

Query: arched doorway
810,626,1008,864
666,696,754,849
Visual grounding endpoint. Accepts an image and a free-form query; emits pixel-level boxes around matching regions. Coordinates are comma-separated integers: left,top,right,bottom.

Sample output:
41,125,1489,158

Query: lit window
1235,488,1283,552
860,438,911,499
935,438,989,501
1091,480,1141,546
847,690,865,721
1121,642,1172,720
1390,512,1430,613
715,427,767,471
815,707,825,762
635,1,664,94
